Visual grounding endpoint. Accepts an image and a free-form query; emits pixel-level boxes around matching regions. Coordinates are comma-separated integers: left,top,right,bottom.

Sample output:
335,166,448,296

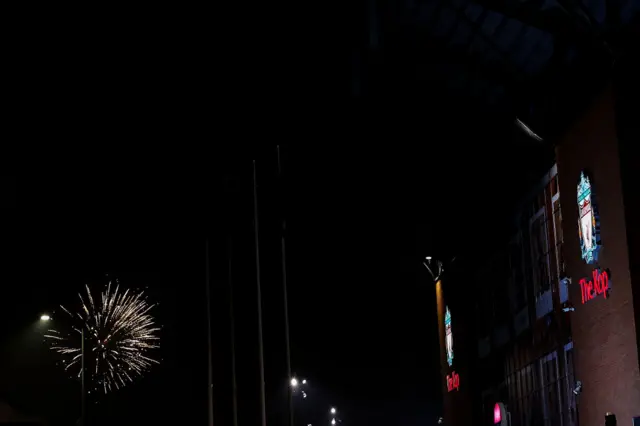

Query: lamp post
41,314,85,426
81,327,85,426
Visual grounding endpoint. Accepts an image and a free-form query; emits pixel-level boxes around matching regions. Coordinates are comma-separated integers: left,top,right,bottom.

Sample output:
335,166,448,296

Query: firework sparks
45,281,160,393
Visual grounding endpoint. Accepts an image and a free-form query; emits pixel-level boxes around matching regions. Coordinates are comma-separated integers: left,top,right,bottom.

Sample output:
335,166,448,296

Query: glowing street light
330,407,336,415
302,379,307,385
40,314,51,321
331,419,336,425
291,378,299,387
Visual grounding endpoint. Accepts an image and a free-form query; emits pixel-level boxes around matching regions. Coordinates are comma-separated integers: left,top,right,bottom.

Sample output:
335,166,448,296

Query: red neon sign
580,268,610,304
447,371,460,392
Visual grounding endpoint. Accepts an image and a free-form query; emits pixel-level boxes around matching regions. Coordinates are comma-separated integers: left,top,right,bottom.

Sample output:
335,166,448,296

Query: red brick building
432,65,640,426
556,82,640,426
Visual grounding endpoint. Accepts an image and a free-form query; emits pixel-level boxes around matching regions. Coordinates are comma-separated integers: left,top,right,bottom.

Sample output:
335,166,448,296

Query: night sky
0,136,552,425
0,5,562,425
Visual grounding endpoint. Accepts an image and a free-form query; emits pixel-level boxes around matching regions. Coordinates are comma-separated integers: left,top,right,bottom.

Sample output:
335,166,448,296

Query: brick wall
556,84,640,426
615,53,640,376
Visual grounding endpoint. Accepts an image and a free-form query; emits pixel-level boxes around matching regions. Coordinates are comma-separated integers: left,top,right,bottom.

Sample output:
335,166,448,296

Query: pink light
494,403,502,424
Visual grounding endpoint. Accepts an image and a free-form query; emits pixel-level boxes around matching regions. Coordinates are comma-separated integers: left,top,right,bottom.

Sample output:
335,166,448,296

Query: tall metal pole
206,239,215,426
277,146,294,426
228,236,239,426
253,160,267,426
81,327,85,426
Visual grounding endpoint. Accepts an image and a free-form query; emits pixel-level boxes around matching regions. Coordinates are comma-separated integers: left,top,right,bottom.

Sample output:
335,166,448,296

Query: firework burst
45,281,160,393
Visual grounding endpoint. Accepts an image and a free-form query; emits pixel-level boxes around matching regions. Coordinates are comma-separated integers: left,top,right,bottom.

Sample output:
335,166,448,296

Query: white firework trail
44,281,160,393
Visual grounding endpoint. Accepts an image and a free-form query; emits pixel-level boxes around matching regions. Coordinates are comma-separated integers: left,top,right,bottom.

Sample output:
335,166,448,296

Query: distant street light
292,377,309,389
330,407,336,415
40,315,51,321
331,419,336,425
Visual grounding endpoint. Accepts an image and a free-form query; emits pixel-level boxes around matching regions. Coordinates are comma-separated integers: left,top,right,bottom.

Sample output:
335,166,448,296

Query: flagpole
253,160,268,426
228,236,239,426
277,146,294,426
206,239,214,426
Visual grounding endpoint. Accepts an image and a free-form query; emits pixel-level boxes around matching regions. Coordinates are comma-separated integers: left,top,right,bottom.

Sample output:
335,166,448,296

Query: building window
502,346,576,426
508,364,535,426
530,207,551,297
563,343,578,426
552,196,566,282
528,166,564,303
540,352,562,426
508,233,527,313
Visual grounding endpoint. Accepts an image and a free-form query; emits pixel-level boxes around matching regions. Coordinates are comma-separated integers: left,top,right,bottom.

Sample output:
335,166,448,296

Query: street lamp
331,419,336,425
80,326,85,426
291,377,309,389
40,314,85,426
290,377,309,426
330,407,336,415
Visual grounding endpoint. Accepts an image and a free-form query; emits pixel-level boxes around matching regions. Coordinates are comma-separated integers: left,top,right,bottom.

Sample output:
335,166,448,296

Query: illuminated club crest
577,171,601,264
445,306,453,367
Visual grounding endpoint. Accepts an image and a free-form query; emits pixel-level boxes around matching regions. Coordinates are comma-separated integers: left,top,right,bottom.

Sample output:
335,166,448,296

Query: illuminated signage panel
445,306,453,367
577,171,601,264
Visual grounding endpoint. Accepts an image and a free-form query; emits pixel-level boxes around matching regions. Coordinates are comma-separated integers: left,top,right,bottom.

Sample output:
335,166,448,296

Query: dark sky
0,5,560,425
1,136,552,426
